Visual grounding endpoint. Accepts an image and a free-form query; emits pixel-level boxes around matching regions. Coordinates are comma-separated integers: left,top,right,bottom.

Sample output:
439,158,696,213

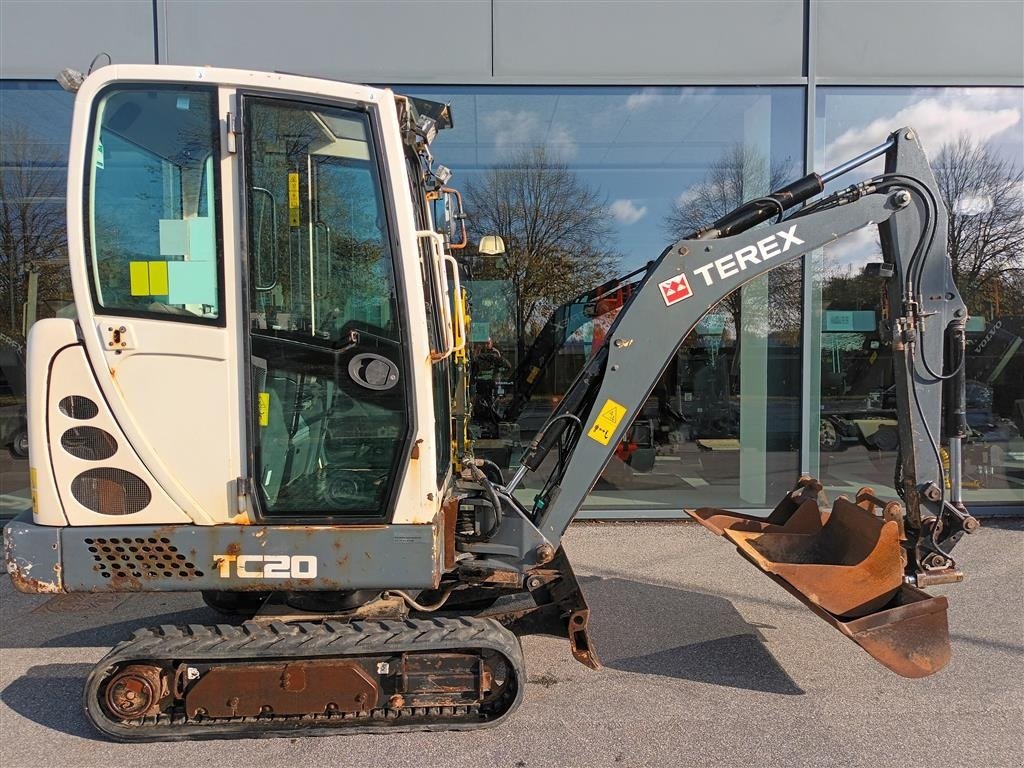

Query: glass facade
0,79,1021,514
404,85,806,511
812,87,1024,510
0,82,74,507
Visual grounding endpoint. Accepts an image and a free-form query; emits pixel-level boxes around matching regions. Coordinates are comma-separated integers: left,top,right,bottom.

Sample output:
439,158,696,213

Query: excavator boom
497,128,977,676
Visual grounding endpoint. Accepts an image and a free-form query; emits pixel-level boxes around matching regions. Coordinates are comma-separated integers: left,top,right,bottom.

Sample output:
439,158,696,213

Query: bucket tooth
723,498,903,618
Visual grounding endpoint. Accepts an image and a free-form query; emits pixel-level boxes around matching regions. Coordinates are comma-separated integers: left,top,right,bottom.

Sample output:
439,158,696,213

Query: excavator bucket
687,481,951,678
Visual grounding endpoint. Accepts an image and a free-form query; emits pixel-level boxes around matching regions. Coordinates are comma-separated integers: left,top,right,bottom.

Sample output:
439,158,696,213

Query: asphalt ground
1,519,1022,768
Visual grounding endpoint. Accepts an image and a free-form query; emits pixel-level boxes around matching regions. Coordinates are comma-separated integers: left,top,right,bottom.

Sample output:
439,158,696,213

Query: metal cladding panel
492,0,805,78
159,0,491,80
56,521,440,592
4,512,63,594
0,0,155,78
817,0,1024,80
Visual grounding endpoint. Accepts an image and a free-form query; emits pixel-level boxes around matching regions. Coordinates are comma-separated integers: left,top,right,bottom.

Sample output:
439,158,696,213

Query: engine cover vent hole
62,426,118,461
58,395,99,420
83,536,202,579
71,468,152,515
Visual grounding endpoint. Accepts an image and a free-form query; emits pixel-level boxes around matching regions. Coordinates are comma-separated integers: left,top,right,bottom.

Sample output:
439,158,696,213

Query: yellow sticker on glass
258,392,270,426
288,172,300,227
586,398,627,446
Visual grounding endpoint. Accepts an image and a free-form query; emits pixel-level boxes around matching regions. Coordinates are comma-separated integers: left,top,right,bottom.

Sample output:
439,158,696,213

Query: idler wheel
103,664,165,720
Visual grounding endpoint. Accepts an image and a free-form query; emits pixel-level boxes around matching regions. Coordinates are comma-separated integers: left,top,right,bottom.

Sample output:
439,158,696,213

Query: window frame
81,82,227,328
236,89,420,525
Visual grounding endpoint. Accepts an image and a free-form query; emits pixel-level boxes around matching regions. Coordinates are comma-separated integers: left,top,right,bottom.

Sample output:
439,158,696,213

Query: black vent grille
58,395,99,420
70,468,152,515
61,426,118,460
84,536,203,581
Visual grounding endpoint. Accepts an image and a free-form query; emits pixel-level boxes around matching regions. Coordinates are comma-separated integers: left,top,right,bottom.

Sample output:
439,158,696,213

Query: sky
407,84,1022,279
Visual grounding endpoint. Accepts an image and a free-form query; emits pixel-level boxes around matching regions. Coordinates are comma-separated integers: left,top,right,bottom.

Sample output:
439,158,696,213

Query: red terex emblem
658,273,693,306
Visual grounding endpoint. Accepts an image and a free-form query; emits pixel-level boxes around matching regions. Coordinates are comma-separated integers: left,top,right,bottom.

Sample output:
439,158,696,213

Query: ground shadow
1,663,96,739
498,575,803,696
0,596,238,650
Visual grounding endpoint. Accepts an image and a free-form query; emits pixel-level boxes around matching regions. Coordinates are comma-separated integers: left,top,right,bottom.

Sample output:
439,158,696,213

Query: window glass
245,97,408,519
0,81,74,502
401,85,805,511
814,87,1024,509
87,86,221,320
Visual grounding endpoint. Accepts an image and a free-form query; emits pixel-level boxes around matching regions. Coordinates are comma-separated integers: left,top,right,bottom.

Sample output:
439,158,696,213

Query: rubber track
84,617,525,741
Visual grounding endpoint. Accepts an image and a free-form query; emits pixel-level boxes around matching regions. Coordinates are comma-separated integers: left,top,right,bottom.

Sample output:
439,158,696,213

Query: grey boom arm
505,127,976,582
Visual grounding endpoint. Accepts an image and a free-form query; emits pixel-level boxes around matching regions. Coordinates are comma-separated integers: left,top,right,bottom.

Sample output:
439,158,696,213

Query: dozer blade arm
491,128,977,676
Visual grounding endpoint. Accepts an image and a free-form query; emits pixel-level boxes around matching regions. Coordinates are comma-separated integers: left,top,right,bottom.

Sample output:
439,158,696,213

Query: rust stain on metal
184,660,380,718
441,497,458,571
724,498,903,617
104,664,167,720
7,567,62,594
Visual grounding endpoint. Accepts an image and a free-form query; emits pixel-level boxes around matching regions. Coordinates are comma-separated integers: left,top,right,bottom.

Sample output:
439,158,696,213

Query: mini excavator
5,65,979,740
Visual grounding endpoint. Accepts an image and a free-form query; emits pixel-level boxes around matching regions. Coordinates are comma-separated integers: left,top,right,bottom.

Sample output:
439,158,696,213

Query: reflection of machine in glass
7,66,981,741
0,334,28,458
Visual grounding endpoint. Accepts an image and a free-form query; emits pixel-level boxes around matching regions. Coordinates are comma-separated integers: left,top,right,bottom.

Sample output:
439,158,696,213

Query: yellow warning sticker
586,398,627,446
258,392,270,427
288,172,300,227
129,261,150,296
29,467,38,514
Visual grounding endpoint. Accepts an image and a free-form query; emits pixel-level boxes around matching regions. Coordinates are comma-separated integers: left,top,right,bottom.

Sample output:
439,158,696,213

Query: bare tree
662,144,800,338
465,146,619,363
0,124,69,338
818,135,1023,320
933,134,1023,312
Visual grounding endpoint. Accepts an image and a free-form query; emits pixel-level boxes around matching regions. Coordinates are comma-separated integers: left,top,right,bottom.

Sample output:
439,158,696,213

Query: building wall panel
0,0,155,79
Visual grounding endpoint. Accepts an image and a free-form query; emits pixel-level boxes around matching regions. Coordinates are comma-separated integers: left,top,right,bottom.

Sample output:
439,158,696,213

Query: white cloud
480,109,577,160
626,88,661,111
547,124,578,159
954,194,994,216
824,225,879,270
609,199,648,225
674,187,702,207
824,93,1022,169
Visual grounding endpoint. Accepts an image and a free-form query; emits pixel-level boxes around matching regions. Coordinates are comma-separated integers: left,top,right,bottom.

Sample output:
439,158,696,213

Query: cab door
240,93,416,522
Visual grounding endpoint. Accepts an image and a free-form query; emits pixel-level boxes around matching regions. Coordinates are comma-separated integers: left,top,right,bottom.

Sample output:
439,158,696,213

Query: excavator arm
474,127,978,677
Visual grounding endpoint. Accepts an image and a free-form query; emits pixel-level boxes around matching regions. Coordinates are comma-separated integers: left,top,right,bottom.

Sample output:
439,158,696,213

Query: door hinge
234,476,250,514
226,111,241,154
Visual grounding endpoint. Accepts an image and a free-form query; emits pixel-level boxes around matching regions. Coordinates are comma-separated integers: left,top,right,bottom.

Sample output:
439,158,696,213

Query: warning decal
288,172,301,227
658,272,693,306
586,398,628,446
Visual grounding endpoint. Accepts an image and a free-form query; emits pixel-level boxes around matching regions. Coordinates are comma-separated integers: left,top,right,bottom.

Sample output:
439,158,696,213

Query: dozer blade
686,492,951,678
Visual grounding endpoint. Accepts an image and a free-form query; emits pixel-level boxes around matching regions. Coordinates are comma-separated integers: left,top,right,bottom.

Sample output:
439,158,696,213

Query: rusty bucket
687,485,951,678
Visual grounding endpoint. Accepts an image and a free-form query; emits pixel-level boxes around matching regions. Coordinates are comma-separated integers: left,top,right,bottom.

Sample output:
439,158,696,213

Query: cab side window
86,86,222,321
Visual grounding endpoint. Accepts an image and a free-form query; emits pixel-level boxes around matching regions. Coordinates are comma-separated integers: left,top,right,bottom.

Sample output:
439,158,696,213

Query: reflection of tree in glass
662,143,800,339
0,123,70,338
465,146,619,363
821,135,1023,321
933,135,1023,315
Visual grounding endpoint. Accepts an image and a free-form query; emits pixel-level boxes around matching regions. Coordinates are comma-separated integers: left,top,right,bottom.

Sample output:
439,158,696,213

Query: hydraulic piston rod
819,137,896,184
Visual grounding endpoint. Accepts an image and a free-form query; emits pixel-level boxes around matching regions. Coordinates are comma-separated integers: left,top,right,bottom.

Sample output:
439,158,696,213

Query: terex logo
692,225,804,288
658,273,693,306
